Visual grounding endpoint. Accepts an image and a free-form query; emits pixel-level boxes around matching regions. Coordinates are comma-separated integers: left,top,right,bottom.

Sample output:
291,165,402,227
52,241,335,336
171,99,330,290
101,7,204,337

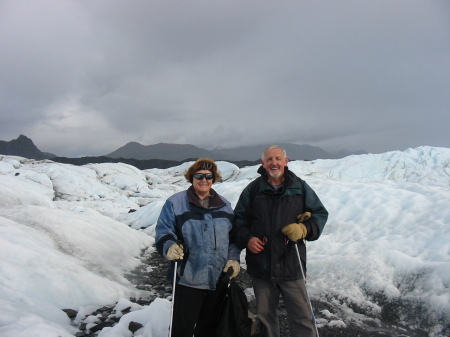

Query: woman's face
192,170,213,197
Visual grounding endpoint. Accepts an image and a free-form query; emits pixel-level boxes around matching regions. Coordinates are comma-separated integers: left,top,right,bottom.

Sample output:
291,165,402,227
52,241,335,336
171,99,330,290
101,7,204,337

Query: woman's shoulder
167,189,189,203
209,188,231,208
218,193,232,207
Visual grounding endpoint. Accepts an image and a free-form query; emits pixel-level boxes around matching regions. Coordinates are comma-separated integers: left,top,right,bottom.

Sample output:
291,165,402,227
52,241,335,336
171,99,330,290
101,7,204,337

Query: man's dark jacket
232,166,328,282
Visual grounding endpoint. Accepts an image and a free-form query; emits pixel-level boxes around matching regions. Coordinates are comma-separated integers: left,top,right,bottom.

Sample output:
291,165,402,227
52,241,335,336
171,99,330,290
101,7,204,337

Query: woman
155,158,241,337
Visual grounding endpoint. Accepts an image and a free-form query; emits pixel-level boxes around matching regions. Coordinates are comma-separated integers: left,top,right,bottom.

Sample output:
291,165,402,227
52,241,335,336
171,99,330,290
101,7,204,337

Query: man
232,145,328,337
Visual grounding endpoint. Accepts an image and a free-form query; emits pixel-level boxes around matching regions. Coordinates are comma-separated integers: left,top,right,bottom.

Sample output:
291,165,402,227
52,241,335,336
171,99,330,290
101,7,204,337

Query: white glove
223,260,240,279
167,243,184,260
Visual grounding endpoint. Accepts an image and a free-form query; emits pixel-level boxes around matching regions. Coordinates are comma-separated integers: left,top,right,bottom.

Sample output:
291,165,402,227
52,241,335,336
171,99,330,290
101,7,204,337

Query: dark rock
128,321,143,333
62,308,77,319
121,306,131,314
89,321,113,333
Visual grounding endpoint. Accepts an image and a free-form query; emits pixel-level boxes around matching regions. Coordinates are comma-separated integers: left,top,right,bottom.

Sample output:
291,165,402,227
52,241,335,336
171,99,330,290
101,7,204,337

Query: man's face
261,148,289,180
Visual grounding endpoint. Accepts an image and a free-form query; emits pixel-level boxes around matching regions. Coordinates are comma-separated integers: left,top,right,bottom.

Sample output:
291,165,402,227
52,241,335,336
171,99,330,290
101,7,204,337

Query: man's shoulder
235,177,261,207
247,176,263,194
285,170,305,190
286,169,303,182
249,176,262,186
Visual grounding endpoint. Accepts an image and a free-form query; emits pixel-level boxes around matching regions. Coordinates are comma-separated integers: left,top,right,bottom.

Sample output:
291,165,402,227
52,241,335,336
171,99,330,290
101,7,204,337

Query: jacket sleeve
220,201,242,261
232,181,256,250
302,181,328,241
155,199,178,258
228,243,241,261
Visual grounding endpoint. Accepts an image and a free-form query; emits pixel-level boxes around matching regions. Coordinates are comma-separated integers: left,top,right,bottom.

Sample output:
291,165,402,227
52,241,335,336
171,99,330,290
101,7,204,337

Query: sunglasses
193,173,214,180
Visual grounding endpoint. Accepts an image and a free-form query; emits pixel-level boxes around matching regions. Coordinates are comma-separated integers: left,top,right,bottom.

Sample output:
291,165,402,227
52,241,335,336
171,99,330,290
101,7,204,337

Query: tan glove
223,260,240,279
167,243,184,260
282,223,308,241
281,212,312,242
297,211,311,223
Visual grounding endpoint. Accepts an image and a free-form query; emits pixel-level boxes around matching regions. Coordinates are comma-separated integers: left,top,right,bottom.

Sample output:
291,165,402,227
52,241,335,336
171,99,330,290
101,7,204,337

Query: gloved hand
281,212,312,242
167,243,184,260
223,260,240,279
297,211,311,223
282,223,308,241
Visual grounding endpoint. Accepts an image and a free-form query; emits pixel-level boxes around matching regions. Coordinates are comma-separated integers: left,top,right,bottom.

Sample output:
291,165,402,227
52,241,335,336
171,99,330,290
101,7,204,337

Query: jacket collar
257,165,294,192
187,185,225,209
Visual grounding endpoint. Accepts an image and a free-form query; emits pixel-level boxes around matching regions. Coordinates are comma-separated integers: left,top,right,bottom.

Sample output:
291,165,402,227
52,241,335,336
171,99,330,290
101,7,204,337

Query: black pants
171,283,228,337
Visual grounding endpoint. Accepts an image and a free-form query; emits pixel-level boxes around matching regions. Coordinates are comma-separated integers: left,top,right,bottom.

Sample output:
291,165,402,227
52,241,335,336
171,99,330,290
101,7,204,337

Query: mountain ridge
106,142,237,161
106,141,366,161
0,135,56,160
0,135,366,164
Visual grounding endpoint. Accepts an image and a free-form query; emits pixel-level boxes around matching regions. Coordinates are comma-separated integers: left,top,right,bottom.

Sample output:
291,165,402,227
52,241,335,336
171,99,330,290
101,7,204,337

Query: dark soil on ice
70,249,437,337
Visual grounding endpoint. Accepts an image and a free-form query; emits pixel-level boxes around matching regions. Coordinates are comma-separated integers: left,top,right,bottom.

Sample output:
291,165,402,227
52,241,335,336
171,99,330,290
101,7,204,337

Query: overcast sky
1,0,449,157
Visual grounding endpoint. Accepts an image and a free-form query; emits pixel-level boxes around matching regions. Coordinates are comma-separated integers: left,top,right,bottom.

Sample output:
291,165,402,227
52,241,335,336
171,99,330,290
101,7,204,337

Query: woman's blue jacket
155,186,240,290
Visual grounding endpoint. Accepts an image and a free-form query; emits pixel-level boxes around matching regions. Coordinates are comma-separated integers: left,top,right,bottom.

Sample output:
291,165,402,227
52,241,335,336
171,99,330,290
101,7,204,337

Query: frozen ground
0,146,449,336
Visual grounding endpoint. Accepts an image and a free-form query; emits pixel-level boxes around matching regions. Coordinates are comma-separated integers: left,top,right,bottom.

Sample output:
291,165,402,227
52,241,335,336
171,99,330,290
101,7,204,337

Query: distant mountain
107,141,366,161
106,142,237,161
0,135,55,160
50,156,260,169
0,135,366,165
333,148,367,158
213,143,333,161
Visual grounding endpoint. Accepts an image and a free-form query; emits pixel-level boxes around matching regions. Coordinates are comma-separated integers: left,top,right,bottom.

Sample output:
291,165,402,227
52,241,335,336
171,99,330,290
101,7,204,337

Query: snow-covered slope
0,146,449,336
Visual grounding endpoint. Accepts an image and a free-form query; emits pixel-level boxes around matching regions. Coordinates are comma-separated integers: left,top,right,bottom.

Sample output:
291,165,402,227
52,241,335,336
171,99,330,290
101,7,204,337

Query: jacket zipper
204,220,217,250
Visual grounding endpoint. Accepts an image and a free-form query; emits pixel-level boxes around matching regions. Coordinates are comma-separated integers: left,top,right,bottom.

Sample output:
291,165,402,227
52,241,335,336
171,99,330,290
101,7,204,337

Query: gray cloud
1,0,449,157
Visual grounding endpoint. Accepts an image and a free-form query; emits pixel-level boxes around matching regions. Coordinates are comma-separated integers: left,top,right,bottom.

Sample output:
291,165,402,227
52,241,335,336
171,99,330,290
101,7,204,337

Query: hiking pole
294,242,320,337
168,261,177,337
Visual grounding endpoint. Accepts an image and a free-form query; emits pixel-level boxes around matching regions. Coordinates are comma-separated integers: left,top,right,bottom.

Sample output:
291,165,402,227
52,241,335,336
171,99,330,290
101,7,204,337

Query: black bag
216,275,252,337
